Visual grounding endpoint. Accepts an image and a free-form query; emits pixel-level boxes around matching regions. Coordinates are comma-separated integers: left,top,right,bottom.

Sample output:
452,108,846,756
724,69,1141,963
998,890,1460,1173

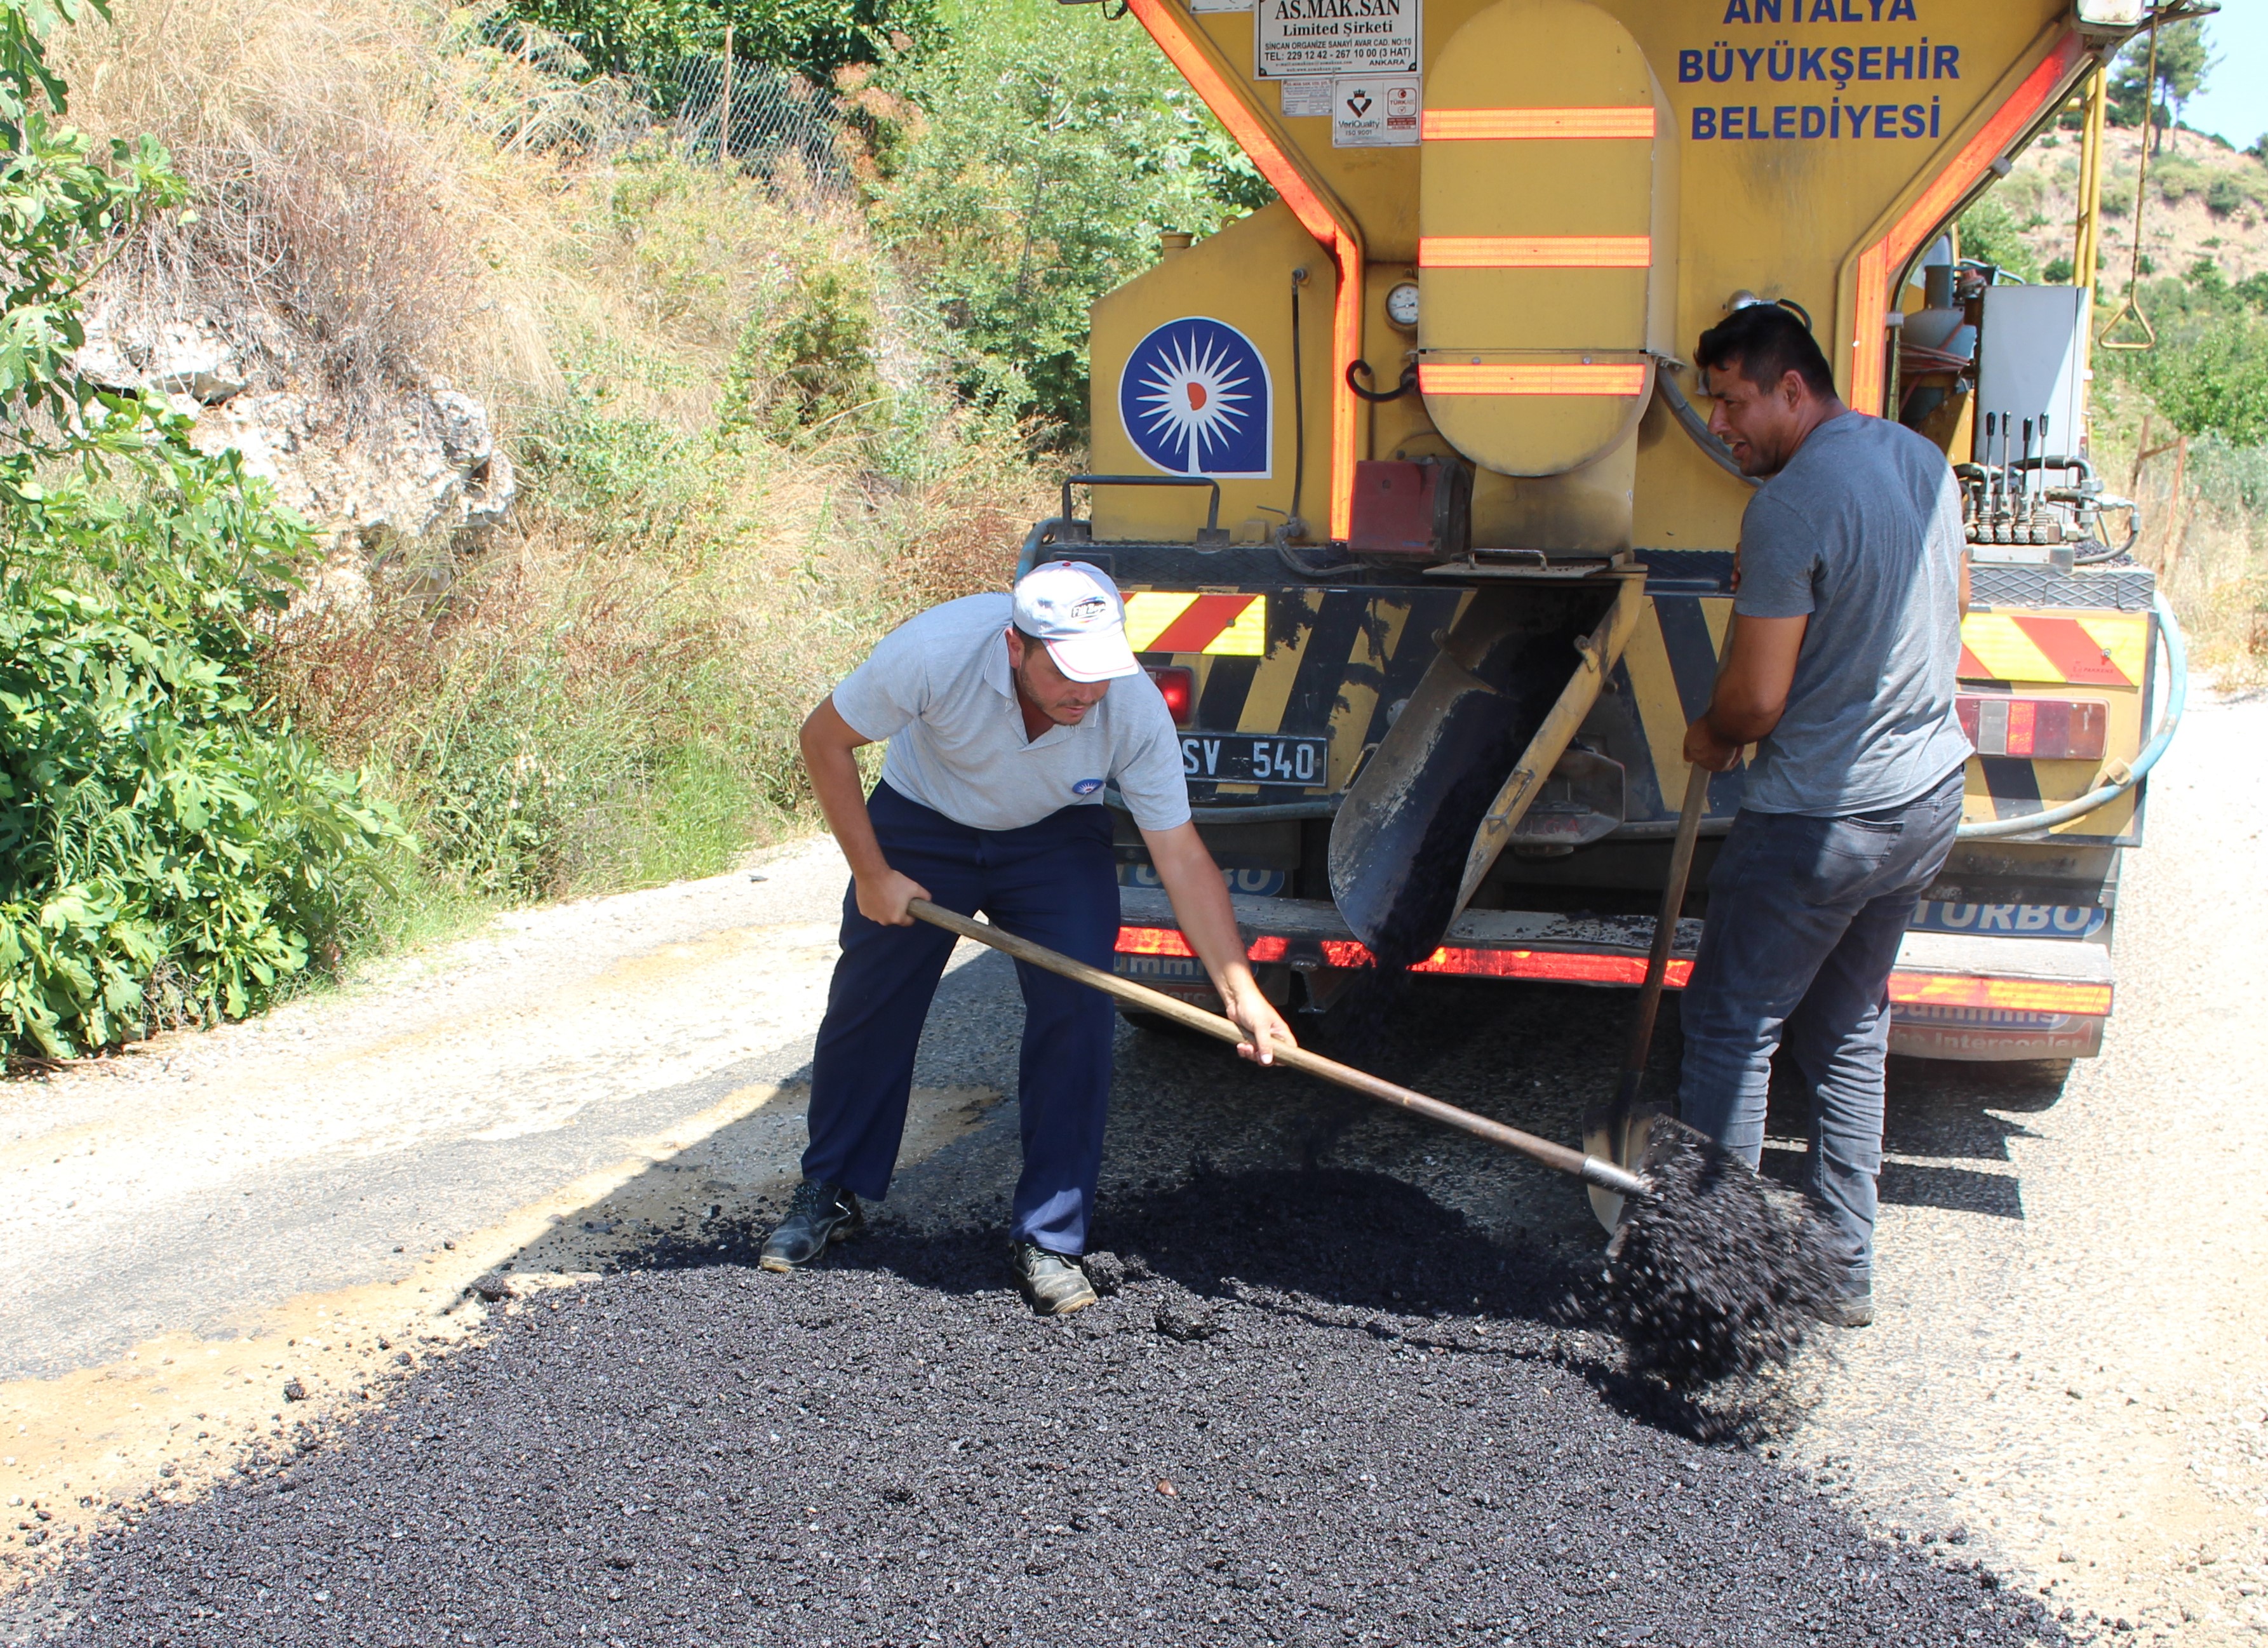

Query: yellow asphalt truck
1020,0,2189,1067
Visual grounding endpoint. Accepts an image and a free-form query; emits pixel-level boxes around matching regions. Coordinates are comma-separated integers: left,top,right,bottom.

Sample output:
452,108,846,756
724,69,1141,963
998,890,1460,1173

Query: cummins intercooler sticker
1119,317,1272,479
1254,0,1419,80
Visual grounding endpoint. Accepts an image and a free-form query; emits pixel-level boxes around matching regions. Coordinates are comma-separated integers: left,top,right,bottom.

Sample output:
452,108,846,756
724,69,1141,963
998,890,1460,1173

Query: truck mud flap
1327,576,1644,967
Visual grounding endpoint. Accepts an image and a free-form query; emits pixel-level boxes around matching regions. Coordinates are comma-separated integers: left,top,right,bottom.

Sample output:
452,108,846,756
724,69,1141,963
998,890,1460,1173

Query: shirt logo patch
1071,777,1106,796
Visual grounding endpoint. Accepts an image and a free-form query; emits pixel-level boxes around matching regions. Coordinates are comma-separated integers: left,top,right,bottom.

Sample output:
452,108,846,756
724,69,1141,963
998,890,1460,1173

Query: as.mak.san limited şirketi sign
1252,0,1419,79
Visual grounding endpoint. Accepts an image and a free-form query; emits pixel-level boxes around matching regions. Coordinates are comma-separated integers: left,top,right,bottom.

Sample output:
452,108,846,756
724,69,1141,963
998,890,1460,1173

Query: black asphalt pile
1604,1121,1847,1388
46,1170,2058,1648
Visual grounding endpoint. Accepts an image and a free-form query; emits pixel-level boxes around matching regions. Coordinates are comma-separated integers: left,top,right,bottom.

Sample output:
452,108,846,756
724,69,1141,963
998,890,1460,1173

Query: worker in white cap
760,561,1294,1314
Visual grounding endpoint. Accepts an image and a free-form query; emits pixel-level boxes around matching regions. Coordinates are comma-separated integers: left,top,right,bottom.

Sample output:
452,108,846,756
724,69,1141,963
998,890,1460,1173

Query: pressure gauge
1385,280,1421,330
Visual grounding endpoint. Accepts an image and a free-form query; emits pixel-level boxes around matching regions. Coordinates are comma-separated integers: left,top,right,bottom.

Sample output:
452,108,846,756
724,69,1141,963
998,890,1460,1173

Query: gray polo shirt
1733,412,1974,817
831,593,1191,833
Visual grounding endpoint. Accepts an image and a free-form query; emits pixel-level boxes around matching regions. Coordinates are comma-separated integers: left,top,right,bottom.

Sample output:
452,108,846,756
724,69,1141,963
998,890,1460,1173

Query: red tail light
1146,665,1195,727
1956,694,2108,760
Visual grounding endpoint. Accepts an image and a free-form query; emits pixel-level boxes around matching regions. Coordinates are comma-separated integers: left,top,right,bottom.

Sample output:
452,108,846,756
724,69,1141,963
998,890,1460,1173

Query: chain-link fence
462,11,858,200
669,54,857,206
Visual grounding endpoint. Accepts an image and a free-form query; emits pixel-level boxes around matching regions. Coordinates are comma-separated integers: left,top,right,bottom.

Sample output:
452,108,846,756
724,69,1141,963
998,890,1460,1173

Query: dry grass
58,0,1051,913
2088,379,2268,690
55,0,488,399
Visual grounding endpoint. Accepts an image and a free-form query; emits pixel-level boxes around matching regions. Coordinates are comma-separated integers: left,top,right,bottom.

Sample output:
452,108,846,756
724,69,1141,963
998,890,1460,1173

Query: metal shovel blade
1328,584,1618,968
1585,1080,1670,1232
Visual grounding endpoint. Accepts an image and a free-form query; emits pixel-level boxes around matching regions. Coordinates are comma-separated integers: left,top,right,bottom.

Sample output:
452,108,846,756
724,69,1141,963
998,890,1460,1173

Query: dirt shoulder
4,695,2263,1646
0,834,1001,1588
1792,685,2268,1645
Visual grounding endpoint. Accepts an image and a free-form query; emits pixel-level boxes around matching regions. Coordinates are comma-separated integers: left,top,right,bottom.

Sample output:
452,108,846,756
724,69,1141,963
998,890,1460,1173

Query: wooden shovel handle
906,897,1647,1198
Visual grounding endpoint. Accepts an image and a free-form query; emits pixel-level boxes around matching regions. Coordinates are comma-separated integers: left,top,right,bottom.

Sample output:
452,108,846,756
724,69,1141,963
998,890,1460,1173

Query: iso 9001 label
1181,734,1328,786
1254,0,1419,79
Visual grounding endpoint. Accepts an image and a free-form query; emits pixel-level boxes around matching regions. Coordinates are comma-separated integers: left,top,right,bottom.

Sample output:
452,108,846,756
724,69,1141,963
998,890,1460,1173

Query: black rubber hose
1653,368,1759,488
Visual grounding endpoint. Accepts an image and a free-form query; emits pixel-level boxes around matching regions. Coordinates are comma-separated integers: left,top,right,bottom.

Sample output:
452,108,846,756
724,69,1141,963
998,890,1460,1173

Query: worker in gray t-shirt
758,561,1295,1316
1675,303,1973,1328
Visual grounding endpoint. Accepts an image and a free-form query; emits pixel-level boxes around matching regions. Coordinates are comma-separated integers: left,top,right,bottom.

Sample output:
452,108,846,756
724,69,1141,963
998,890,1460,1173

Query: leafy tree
2099,264,2268,448
0,0,404,1053
1956,195,2041,283
866,0,1272,434
507,0,937,90
2108,18,2213,153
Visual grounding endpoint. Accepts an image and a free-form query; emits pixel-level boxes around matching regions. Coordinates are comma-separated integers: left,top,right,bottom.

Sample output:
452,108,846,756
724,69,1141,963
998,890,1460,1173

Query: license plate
1118,863,1287,896
1181,734,1328,786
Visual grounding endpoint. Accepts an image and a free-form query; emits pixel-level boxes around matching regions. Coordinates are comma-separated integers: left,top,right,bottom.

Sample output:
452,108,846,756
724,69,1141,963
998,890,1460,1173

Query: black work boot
1010,1240,1098,1316
758,1179,861,1273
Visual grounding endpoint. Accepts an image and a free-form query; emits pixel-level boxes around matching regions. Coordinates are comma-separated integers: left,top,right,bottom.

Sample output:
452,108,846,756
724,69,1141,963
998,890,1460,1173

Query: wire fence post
721,24,734,166
666,46,854,208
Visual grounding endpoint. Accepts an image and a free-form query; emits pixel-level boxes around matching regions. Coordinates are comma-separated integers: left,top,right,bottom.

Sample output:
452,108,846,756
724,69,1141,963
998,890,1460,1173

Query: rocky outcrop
70,300,515,557
185,385,516,554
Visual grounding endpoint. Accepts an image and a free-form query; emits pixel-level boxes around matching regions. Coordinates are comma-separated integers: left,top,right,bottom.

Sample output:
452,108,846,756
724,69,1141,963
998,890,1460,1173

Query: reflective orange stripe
1411,948,1692,985
1418,363,1647,396
1123,592,1267,656
1120,926,2111,1016
1418,235,1651,269
1421,107,1654,141
1119,928,1693,984
1124,0,1365,543
1847,32,2084,413
1886,972,2112,1016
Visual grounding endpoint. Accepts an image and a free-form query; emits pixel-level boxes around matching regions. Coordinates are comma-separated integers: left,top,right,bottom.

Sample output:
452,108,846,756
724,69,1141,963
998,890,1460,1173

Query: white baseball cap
1012,560,1139,683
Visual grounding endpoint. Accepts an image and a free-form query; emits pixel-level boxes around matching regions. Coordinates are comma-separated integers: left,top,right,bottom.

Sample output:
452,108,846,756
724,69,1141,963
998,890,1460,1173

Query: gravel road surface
2,688,2261,1645
41,1176,2060,1648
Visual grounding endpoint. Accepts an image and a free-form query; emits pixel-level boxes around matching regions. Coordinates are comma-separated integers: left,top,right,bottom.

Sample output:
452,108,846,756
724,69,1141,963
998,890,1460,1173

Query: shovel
1580,762,1710,1232
906,897,1649,1201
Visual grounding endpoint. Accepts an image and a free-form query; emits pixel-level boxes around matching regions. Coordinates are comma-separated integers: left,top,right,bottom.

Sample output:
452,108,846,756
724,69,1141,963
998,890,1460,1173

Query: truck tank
1028,0,2180,1089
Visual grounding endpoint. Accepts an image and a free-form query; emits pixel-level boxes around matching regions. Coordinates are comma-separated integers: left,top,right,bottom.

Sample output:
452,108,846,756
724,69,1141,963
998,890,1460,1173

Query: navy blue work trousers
802,782,1120,1256
1677,767,1964,1287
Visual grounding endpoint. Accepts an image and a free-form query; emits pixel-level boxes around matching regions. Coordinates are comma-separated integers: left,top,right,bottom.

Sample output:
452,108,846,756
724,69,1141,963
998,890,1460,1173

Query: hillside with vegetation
1957,27,2268,685
2,0,2262,1059
0,0,1253,1056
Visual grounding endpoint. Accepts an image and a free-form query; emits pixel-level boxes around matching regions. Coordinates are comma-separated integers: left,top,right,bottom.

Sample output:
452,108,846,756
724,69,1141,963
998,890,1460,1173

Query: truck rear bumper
1113,888,2112,1062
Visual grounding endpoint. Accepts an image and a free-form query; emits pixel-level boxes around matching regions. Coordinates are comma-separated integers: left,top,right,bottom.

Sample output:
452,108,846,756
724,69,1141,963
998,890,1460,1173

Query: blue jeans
802,782,1121,1256
1676,768,1964,1287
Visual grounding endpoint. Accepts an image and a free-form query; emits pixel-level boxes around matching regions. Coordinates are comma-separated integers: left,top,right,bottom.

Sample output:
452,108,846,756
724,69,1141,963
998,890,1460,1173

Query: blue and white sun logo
1118,317,1271,479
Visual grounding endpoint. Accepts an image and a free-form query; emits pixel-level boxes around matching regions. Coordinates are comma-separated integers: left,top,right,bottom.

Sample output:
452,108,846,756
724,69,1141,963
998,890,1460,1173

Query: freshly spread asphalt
44,1169,2062,1647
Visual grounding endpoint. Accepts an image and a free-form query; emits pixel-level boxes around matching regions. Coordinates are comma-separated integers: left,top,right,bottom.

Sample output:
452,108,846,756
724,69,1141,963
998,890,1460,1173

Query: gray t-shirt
831,593,1191,833
1733,412,1973,817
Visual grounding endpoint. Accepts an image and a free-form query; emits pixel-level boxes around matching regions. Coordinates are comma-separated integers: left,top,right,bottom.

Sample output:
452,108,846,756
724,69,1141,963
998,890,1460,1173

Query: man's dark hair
1695,302,1836,399
1012,624,1044,649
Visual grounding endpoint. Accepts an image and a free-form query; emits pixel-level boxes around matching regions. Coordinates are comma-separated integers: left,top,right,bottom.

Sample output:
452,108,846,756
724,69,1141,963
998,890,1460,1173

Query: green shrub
1956,195,2041,283
2100,266,2268,448
719,262,885,445
0,0,403,1054
2206,174,2246,217
866,0,1270,433
0,446,405,1052
506,0,938,91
